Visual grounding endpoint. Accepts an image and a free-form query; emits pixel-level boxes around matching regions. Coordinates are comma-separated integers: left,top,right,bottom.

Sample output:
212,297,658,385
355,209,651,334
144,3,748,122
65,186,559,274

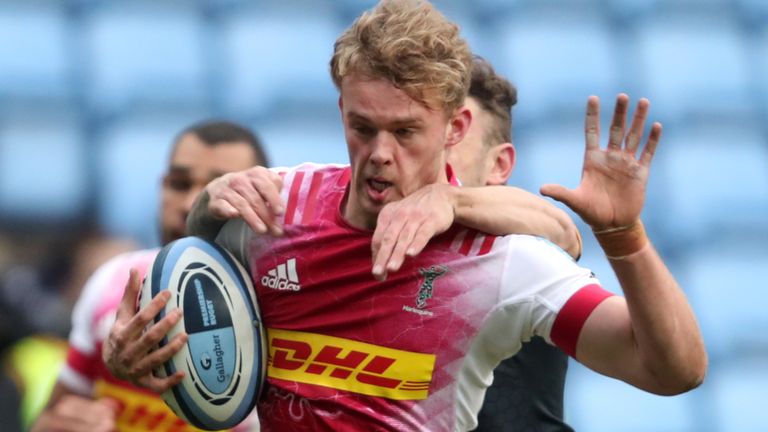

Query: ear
338,96,348,127
445,106,472,148
485,143,516,186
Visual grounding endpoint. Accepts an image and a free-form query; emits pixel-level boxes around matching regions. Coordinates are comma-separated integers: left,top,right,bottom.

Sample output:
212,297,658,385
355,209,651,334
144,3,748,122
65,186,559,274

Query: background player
448,57,574,431
32,121,268,432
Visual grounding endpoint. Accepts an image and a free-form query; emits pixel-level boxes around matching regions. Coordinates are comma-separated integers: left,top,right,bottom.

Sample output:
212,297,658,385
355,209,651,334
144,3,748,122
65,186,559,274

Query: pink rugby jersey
60,249,257,432
216,163,613,432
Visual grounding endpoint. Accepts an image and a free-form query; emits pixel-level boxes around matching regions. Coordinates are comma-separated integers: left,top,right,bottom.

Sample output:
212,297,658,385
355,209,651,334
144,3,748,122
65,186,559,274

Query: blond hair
330,0,472,114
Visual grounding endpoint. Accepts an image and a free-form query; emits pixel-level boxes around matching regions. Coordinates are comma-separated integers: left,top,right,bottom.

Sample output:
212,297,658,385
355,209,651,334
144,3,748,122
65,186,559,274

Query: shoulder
500,235,579,266
272,162,349,182
446,231,575,262
97,248,159,281
273,163,350,199
68,248,159,354
277,163,350,226
494,234,594,302
440,231,580,274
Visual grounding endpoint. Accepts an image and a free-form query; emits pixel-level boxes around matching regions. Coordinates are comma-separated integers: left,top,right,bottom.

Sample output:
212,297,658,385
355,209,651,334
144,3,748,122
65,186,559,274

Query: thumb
540,183,575,208
116,269,141,321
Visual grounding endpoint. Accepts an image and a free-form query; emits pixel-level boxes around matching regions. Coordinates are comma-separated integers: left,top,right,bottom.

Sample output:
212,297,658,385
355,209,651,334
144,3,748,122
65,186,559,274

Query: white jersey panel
455,235,597,431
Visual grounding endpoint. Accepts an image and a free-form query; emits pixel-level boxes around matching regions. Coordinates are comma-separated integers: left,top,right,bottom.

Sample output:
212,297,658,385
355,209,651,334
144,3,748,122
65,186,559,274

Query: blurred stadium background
1,0,767,430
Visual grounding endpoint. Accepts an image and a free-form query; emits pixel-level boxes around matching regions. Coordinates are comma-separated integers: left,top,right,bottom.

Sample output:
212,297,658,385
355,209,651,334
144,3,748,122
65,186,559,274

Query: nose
369,133,395,166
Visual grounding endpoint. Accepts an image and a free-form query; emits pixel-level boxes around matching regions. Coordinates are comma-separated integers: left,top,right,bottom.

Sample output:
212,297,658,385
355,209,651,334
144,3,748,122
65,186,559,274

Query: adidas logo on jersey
261,258,301,291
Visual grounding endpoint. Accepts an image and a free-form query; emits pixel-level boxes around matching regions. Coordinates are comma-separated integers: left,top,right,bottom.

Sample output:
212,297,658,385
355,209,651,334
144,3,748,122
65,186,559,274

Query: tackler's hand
372,184,455,280
202,166,285,236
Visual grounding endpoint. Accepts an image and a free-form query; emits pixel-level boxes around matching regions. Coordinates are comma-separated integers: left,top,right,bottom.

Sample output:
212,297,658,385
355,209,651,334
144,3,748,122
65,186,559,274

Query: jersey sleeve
216,218,253,267
496,235,614,358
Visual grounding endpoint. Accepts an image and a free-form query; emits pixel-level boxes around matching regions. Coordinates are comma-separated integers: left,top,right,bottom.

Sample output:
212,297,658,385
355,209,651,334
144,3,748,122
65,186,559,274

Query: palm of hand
574,147,649,229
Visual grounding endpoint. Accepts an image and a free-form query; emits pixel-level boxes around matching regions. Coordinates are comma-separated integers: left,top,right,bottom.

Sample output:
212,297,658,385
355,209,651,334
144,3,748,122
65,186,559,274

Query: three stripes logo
261,258,302,291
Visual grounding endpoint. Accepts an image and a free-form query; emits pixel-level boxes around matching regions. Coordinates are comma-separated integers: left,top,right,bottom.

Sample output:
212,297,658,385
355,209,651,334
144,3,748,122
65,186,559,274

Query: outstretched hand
540,94,661,230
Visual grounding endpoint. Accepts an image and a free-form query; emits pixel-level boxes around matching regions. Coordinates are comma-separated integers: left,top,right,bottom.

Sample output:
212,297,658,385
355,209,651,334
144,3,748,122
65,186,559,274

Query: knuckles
227,174,252,193
112,332,127,348
145,324,166,340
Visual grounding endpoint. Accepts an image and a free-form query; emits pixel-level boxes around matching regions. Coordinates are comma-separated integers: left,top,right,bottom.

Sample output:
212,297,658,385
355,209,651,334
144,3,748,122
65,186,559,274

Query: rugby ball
140,236,266,430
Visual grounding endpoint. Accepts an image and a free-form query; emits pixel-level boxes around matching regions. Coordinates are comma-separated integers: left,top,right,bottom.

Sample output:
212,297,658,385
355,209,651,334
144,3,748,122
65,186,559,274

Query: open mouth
368,179,391,193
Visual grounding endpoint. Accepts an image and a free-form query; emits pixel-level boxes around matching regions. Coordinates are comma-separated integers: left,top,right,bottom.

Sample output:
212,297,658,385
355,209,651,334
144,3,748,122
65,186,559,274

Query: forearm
601,228,706,394
452,185,582,259
186,190,226,241
30,384,64,432
31,383,116,432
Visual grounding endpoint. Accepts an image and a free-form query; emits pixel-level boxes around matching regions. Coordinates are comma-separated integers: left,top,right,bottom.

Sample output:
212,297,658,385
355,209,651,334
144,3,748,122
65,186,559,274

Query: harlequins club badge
416,265,448,309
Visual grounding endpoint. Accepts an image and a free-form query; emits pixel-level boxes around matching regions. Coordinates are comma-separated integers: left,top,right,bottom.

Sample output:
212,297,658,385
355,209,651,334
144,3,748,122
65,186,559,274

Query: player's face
447,97,493,187
160,134,257,244
340,75,465,229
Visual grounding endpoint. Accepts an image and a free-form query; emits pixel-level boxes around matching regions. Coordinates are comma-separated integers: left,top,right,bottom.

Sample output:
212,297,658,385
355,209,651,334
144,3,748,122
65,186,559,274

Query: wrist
447,184,465,223
187,191,225,240
592,220,648,260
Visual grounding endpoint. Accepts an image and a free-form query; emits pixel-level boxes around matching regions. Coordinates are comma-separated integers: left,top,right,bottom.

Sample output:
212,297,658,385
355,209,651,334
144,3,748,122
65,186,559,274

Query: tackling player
449,57,574,431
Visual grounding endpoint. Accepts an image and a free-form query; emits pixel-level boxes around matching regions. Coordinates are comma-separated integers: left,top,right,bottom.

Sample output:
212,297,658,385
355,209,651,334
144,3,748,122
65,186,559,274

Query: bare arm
189,166,581,279
575,244,704,394
541,94,706,395
187,166,285,240
31,382,118,432
371,183,581,280
186,189,226,241
451,185,581,259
